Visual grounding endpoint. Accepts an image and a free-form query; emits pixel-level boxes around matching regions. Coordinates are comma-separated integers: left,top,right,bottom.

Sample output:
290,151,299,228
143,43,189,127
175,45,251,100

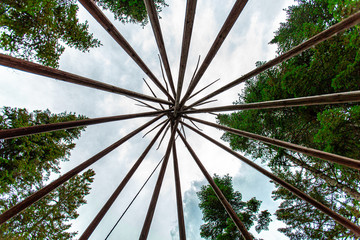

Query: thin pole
188,78,220,101
79,120,169,239
187,11,360,109
143,0,176,97
78,0,174,102
185,116,360,170
179,0,248,108
177,130,253,240
105,156,165,240
0,110,169,140
183,90,360,114
174,0,198,116
0,114,165,225
139,120,179,239
0,54,171,105
181,121,360,237
172,136,186,240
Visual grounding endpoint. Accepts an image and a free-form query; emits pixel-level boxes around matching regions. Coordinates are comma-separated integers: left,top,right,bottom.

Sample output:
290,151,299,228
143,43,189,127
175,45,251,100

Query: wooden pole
139,120,179,239
179,0,248,108
172,136,186,240
78,0,174,102
187,11,360,109
143,0,176,97
0,114,165,225
185,116,360,170
0,110,169,140
177,130,253,240
181,121,360,237
183,90,360,114
79,120,169,239
0,54,171,105
174,0,198,116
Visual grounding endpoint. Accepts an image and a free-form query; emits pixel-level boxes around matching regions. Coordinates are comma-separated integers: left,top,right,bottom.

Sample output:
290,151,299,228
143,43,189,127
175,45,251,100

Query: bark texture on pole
0,114,165,225
178,130,253,240
183,90,360,114
143,0,176,97
172,137,186,240
79,120,169,239
0,54,171,105
0,110,169,140
139,120,179,239
179,0,248,108
188,11,360,109
185,116,360,170
181,121,360,237
174,0,198,116
78,0,174,101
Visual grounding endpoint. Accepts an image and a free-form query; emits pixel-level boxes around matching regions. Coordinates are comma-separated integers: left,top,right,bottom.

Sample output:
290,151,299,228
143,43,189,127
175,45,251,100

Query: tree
197,174,271,239
0,0,101,68
0,107,94,238
218,0,360,239
95,0,168,26
0,169,95,239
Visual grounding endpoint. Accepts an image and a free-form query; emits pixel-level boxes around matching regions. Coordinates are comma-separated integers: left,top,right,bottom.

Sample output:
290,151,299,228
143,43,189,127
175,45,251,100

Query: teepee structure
0,0,360,239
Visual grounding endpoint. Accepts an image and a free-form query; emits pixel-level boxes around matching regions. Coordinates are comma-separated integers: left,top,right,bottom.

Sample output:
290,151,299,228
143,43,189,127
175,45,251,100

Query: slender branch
143,119,168,138
79,119,169,239
179,0,248,108
181,121,360,237
0,114,165,225
188,78,220,101
183,90,360,114
0,110,169,140
144,0,176,97
187,11,360,109
185,116,360,170
143,78,165,110
78,0,173,101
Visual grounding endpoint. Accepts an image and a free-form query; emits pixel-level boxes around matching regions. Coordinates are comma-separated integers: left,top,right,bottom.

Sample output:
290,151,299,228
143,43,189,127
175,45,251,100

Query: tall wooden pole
0,114,165,225
174,0,198,116
78,0,174,101
143,0,176,97
139,120,179,239
0,110,169,140
185,116,360,170
172,137,186,239
79,120,169,239
0,54,171,105
179,0,248,108
183,90,360,114
187,11,360,109
177,130,253,240
181,121,360,237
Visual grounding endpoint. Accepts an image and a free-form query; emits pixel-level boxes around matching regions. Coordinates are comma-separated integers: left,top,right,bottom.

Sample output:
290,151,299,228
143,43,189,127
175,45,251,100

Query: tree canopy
218,0,360,239
0,0,101,68
197,174,271,239
95,0,168,26
0,107,94,238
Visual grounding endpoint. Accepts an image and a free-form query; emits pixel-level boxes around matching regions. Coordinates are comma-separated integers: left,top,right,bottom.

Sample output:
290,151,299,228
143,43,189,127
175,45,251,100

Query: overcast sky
0,0,296,239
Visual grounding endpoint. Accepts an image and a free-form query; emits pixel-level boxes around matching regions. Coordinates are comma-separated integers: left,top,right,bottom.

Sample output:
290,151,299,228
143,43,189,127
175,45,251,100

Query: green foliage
0,0,101,68
218,0,360,239
197,174,271,239
0,107,94,238
0,107,87,194
95,0,168,26
0,169,95,239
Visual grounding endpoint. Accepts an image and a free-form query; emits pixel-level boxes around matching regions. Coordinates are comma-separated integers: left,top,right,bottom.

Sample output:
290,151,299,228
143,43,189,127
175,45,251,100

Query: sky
0,0,296,239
